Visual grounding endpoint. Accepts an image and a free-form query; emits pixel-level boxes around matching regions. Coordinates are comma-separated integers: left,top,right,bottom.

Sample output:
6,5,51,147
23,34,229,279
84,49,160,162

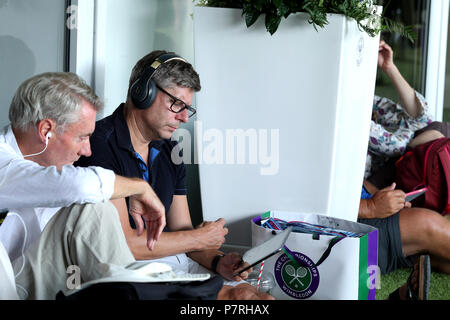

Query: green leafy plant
195,0,416,42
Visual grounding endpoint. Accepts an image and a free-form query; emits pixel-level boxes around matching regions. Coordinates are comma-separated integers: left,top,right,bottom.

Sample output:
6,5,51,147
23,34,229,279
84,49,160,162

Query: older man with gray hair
0,72,165,299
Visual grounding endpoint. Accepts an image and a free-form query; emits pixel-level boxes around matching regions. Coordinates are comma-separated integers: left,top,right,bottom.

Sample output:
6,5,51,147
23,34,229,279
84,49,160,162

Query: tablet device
232,226,292,277
405,187,427,202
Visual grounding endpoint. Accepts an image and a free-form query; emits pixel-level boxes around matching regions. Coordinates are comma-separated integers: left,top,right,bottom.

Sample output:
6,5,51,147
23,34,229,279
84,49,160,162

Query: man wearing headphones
0,72,165,299
75,51,274,300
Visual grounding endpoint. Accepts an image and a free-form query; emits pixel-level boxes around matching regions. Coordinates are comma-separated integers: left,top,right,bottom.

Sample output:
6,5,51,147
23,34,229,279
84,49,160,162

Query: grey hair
9,72,103,133
128,50,201,99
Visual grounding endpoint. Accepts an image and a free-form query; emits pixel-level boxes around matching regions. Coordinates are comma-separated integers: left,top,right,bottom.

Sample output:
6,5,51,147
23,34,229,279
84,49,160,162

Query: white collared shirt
0,242,18,299
0,125,116,294
0,125,115,210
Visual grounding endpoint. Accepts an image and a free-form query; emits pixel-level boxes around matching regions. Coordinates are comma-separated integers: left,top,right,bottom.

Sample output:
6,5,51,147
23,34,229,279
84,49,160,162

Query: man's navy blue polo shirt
75,103,187,228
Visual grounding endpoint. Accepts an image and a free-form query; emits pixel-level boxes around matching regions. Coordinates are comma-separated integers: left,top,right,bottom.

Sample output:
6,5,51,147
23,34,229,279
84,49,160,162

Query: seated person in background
367,125,445,190
0,72,166,299
358,180,450,300
75,50,273,300
365,40,433,180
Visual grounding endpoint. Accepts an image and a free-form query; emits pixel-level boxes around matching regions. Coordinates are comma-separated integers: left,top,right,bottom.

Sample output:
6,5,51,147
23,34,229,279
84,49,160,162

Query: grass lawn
376,269,450,300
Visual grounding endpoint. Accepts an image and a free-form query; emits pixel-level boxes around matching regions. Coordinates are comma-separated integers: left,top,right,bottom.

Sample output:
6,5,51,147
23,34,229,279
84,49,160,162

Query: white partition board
193,7,379,246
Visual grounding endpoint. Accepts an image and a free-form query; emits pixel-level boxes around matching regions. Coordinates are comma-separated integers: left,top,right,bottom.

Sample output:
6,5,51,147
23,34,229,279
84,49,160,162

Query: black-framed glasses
156,84,196,118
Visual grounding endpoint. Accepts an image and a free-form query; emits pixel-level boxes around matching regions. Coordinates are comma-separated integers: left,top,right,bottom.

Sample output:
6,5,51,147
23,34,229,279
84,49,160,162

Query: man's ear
36,119,55,143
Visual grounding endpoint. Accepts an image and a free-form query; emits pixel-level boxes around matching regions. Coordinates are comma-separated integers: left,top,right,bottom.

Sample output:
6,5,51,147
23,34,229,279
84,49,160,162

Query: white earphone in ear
23,132,52,158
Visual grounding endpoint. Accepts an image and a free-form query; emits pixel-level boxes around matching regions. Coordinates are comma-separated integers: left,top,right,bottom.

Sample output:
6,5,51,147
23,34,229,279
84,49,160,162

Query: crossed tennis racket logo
284,264,309,288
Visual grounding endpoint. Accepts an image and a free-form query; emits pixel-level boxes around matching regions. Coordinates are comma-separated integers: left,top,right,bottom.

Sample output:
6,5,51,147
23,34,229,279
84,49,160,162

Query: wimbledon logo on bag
274,251,319,299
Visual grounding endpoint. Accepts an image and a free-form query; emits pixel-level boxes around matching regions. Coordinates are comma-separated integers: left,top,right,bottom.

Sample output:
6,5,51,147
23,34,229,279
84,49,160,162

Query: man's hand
367,183,411,219
218,283,275,300
128,183,166,251
193,218,228,251
216,252,253,282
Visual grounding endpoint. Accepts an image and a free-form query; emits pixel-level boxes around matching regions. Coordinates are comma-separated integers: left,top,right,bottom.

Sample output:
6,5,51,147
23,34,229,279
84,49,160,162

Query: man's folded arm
0,157,153,209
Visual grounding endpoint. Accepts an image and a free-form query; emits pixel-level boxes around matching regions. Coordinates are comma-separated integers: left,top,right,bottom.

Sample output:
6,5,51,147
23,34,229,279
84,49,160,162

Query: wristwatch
211,254,226,273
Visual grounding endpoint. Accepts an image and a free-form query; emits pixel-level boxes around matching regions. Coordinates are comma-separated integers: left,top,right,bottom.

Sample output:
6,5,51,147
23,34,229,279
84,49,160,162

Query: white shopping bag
251,211,379,300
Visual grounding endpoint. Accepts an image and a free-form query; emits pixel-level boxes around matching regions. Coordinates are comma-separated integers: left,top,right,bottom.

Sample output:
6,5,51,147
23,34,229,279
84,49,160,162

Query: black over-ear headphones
130,53,186,110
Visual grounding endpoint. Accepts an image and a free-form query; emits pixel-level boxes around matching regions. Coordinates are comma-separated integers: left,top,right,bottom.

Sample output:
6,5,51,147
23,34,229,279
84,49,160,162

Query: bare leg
430,255,450,274
398,208,450,274
408,130,444,149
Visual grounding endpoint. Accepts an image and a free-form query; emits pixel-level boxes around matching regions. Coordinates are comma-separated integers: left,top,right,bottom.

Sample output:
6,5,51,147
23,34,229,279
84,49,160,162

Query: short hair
127,50,201,99
9,72,103,133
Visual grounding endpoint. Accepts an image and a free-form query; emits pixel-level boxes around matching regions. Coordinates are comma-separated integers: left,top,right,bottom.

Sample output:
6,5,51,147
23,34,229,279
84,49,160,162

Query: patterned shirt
365,92,433,178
